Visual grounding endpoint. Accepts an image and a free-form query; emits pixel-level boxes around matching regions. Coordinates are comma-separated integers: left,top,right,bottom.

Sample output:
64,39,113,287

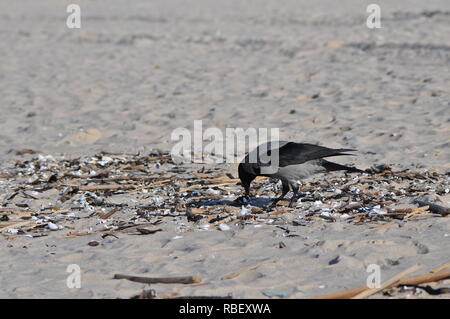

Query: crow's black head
238,163,257,196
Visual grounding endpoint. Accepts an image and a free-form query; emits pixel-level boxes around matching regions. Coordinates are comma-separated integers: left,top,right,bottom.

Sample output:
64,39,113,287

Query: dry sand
0,0,449,299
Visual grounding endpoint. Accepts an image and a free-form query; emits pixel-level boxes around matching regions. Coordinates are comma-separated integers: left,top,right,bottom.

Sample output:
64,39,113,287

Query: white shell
47,222,59,230
239,205,250,216
218,223,231,231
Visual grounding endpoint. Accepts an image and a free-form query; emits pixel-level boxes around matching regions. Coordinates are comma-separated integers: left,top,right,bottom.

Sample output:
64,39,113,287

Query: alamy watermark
366,4,381,29
170,120,279,173
65,4,381,30
66,4,81,29
66,264,81,288
366,264,381,288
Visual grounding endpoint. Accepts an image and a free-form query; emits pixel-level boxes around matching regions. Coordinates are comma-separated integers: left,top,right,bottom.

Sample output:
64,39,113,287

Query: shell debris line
0,151,449,239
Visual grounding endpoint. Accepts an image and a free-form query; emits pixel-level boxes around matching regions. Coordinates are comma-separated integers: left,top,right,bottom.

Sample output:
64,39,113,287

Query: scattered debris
0,152,448,240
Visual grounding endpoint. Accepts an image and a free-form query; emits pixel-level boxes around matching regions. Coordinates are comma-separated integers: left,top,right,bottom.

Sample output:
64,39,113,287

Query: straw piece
99,209,120,219
269,209,289,216
0,220,34,232
369,221,397,229
221,259,277,280
430,262,450,273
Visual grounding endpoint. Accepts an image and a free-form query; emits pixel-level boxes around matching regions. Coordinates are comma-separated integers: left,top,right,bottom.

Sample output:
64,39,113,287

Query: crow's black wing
275,142,356,167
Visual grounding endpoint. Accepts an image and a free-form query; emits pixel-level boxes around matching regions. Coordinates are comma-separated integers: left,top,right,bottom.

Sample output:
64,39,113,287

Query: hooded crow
237,141,363,208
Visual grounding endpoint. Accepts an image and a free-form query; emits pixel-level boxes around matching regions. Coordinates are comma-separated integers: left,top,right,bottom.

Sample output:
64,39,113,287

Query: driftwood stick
413,200,450,216
313,286,367,299
314,267,450,299
85,176,163,182
61,184,136,191
395,269,450,287
136,228,162,235
79,184,136,191
405,213,442,220
101,223,163,237
99,208,120,220
387,206,429,214
113,274,201,285
0,207,30,213
114,223,158,231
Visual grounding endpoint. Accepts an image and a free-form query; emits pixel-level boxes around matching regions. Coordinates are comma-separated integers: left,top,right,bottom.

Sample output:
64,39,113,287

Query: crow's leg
288,184,300,208
268,180,290,209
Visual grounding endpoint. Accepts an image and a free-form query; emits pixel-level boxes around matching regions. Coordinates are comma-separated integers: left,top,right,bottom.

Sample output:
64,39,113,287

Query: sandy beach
0,0,449,299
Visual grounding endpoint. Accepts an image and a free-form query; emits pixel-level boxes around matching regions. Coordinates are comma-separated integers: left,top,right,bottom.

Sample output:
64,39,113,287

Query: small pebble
88,241,100,247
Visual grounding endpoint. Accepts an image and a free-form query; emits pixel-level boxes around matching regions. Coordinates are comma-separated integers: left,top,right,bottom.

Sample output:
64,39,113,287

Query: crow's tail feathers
321,159,363,173
316,148,358,160
330,148,358,157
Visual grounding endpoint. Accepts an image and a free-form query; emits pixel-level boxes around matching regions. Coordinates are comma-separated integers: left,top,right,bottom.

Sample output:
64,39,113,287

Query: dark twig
413,200,450,216
113,274,201,284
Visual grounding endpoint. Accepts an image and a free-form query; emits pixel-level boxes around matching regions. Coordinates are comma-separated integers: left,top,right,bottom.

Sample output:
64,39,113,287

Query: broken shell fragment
218,223,231,231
